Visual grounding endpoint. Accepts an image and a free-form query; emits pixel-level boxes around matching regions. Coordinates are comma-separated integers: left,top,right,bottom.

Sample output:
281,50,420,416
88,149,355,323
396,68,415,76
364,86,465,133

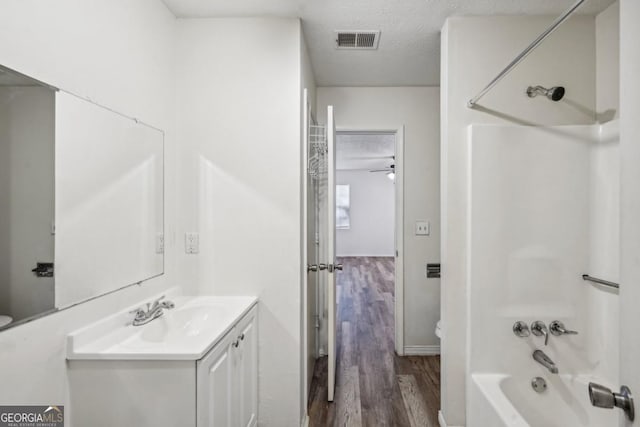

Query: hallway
308,257,440,426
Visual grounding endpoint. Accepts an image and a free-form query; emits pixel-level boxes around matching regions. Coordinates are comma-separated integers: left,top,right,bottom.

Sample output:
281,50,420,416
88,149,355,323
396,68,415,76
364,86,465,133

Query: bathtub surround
441,13,610,427
619,0,640,423
590,12,620,390
466,123,618,426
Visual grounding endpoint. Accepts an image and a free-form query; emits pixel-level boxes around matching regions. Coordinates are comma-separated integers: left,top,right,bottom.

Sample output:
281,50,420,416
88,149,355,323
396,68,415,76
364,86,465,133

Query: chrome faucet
130,295,175,326
549,320,578,336
531,321,550,345
533,349,558,374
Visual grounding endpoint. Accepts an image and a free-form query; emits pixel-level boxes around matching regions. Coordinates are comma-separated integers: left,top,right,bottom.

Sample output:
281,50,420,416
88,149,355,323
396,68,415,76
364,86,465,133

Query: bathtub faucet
533,349,558,374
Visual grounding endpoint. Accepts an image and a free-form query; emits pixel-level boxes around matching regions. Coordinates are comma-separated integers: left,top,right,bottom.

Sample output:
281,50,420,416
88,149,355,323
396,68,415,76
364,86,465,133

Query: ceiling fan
369,164,394,173
368,155,395,174
368,156,395,181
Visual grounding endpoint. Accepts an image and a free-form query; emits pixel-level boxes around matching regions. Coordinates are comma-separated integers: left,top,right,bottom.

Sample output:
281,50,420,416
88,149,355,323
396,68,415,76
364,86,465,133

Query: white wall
0,86,55,321
0,1,176,423
175,18,305,426
441,15,596,426
336,170,394,256
317,87,441,351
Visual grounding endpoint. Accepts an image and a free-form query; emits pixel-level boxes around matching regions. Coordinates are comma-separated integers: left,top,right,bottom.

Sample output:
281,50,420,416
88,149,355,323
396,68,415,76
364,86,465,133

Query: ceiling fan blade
344,155,394,160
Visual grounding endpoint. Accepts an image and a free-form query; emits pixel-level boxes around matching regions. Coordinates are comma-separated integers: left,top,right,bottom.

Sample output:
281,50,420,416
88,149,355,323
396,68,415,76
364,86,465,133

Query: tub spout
533,349,558,374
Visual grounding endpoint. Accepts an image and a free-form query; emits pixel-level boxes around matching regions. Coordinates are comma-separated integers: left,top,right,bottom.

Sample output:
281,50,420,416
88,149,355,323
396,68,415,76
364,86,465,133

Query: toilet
0,315,13,328
435,320,442,339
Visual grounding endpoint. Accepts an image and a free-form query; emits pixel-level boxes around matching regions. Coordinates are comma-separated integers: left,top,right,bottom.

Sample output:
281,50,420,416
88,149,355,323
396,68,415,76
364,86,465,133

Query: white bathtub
469,373,619,427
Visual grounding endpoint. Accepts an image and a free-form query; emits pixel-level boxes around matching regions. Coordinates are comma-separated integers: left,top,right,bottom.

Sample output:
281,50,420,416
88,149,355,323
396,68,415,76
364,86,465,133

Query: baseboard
301,414,309,427
335,254,395,258
438,411,446,427
438,410,464,427
404,345,440,355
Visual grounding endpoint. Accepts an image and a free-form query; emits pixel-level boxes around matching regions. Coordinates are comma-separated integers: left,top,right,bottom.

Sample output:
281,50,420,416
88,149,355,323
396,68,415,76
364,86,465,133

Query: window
336,185,350,229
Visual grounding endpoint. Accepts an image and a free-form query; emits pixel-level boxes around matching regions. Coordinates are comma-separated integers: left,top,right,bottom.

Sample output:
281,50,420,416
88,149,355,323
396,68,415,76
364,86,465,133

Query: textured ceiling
336,133,395,171
163,0,616,86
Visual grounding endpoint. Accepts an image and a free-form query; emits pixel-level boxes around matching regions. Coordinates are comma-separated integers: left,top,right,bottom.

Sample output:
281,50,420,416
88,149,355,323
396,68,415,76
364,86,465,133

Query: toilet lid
0,315,13,327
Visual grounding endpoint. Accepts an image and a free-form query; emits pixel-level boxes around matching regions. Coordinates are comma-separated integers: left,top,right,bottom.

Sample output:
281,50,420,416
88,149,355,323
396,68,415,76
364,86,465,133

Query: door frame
301,88,311,422
334,126,405,355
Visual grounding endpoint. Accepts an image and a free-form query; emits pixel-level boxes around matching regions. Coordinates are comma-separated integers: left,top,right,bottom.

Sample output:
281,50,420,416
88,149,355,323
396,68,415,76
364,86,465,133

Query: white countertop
67,295,257,361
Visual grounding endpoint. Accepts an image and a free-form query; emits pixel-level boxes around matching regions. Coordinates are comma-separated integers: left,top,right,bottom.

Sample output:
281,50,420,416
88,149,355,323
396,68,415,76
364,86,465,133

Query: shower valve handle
550,320,578,336
531,321,549,346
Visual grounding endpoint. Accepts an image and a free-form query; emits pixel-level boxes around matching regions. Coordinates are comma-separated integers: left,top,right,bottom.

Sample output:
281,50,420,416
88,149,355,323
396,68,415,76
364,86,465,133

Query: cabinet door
236,306,258,427
197,332,235,427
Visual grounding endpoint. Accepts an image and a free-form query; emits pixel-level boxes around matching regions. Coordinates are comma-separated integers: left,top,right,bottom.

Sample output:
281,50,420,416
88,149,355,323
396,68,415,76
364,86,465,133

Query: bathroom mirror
0,65,164,331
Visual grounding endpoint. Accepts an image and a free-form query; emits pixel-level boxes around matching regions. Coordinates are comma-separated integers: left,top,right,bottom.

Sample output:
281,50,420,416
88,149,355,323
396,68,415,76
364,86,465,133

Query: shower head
526,85,565,101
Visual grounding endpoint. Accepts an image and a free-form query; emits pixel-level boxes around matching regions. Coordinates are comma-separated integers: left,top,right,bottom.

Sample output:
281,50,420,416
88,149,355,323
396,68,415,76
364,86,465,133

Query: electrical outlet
185,232,199,254
415,220,430,236
156,233,164,254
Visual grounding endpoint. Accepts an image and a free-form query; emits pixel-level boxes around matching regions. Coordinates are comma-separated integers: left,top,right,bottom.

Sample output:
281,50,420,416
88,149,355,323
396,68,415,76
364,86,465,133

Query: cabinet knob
233,340,239,348
239,333,245,341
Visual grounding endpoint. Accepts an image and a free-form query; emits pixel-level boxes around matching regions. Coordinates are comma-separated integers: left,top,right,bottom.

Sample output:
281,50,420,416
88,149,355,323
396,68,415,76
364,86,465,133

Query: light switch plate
185,232,199,254
415,221,430,236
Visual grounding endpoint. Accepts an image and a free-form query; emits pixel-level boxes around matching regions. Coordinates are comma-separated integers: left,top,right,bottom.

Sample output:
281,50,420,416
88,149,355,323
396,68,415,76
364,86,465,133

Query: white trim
335,126,405,356
438,410,464,427
301,415,309,427
335,254,395,258
438,411,446,427
404,345,441,356
301,89,310,423
395,127,405,356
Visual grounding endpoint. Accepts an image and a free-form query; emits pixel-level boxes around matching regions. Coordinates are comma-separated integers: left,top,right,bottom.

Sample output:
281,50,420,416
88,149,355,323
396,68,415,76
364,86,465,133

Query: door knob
318,264,328,271
327,263,343,273
589,382,634,421
307,264,318,272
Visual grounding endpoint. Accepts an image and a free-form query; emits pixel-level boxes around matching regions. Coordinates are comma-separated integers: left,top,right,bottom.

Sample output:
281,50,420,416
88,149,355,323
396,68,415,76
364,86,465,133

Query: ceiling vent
335,31,380,50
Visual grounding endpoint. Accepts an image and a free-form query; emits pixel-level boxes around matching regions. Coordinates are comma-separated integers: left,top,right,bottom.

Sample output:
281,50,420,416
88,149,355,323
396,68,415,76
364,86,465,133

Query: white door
326,105,338,402
236,307,258,427
197,331,235,427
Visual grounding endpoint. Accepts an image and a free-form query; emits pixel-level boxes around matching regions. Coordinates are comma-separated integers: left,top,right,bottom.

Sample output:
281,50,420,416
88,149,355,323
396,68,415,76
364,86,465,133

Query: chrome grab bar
582,274,619,290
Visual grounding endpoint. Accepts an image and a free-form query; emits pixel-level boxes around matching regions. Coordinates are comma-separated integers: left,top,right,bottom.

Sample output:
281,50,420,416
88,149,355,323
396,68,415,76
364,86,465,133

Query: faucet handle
531,321,549,345
130,307,146,319
550,320,578,336
148,295,166,311
513,321,530,337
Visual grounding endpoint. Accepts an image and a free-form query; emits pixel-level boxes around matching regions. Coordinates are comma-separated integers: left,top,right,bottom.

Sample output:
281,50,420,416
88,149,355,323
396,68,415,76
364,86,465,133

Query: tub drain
531,377,547,393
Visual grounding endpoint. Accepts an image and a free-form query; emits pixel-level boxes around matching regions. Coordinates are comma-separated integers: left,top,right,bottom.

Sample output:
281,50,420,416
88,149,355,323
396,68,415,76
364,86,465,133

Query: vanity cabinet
68,299,258,427
197,305,258,427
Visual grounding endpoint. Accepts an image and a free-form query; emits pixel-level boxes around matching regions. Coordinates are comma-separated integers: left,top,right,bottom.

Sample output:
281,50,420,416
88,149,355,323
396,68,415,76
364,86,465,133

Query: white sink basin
67,295,257,360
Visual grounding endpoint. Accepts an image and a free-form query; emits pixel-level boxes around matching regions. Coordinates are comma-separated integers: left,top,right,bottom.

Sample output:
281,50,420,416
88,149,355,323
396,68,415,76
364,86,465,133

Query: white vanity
67,294,258,427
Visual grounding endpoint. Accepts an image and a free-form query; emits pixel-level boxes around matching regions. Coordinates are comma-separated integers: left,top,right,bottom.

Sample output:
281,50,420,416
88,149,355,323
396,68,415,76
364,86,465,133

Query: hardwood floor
308,257,441,427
